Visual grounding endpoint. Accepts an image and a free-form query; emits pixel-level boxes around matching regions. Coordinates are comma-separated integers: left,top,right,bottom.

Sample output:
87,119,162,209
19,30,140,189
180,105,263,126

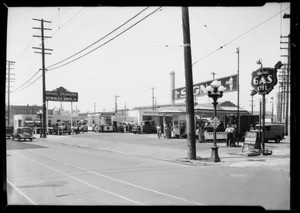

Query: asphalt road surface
6,132,290,209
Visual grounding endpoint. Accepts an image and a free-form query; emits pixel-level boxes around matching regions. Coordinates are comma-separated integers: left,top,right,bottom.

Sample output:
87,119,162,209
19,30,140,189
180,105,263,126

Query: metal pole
71,101,73,134
271,97,274,122
182,7,196,160
262,94,266,154
210,97,220,162
236,47,240,146
259,99,262,146
46,101,49,134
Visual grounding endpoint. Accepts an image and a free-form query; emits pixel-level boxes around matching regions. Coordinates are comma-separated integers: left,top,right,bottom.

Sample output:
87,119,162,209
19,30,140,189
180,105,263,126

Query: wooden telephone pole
6,61,15,125
182,7,196,160
33,18,53,138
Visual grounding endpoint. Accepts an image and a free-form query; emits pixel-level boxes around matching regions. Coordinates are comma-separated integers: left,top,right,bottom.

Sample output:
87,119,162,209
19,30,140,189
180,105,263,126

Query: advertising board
46,86,78,102
173,74,237,100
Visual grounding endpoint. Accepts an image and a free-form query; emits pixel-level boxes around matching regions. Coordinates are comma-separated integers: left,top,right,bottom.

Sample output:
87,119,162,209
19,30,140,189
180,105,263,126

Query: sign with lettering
251,68,278,95
46,86,78,102
173,74,237,100
209,117,221,129
242,131,261,153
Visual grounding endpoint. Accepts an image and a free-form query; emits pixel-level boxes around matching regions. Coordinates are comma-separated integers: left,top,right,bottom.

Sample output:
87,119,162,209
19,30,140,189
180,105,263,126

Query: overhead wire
47,7,162,71
12,7,162,93
46,6,150,69
192,6,290,67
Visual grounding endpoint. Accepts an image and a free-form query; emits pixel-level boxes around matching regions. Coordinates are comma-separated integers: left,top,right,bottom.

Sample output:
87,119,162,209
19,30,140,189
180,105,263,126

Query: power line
46,7,150,69
47,7,162,72
12,7,162,93
192,6,290,67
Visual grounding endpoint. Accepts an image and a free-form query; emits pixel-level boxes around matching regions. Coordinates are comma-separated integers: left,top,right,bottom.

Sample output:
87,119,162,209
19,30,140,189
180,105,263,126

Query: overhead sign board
46,86,78,102
251,68,278,95
173,74,238,100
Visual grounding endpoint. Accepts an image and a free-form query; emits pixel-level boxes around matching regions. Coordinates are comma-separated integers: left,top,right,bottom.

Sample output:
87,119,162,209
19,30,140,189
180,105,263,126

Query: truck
255,123,285,143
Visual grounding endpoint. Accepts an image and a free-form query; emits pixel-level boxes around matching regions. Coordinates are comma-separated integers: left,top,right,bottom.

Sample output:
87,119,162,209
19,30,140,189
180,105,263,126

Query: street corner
176,156,221,166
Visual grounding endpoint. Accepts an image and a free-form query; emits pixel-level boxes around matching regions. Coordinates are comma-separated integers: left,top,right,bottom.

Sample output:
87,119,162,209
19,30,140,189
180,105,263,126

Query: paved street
6,132,290,209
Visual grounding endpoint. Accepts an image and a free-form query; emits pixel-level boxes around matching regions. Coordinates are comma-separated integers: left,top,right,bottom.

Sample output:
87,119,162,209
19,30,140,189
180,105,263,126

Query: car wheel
30,139,32,142
274,136,281,143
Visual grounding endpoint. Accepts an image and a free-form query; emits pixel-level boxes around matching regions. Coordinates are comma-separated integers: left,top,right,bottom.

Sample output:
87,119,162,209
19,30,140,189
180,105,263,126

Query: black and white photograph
3,1,295,211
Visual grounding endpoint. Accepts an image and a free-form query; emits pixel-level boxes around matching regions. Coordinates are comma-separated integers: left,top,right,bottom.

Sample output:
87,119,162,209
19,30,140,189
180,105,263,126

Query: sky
6,3,290,115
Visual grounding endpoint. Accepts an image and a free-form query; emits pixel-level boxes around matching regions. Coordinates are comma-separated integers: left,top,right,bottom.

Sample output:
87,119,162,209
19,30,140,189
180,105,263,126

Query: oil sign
251,68,278,95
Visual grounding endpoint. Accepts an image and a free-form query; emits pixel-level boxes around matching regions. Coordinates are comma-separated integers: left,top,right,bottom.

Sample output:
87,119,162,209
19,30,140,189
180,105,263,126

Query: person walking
156,124,162,139
197,121,205,143
225,124,234,147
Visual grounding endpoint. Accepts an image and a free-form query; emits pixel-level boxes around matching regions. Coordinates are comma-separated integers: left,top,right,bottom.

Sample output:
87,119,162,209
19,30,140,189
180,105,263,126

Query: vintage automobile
12,127,35,142
255,123,285,143
6,125,14,139
52,122,71,135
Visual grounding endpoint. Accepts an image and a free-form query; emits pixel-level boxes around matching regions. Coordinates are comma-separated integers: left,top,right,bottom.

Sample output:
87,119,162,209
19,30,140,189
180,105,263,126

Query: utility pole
124,102,127,121
93,103,96,113
151,87,155,111
6,61,15,125
114,95,119,113
271,97,274,122
182,7,196,160
236,47,240,145
211,72,216,80
33,18,52,138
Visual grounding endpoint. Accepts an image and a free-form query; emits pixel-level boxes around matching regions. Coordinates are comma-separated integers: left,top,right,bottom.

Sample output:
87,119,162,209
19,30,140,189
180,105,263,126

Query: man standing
156,124,162,139
225,124,234,147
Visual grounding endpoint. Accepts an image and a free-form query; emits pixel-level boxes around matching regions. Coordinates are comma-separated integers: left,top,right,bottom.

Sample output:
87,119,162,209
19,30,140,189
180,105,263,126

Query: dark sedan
12,127,35,142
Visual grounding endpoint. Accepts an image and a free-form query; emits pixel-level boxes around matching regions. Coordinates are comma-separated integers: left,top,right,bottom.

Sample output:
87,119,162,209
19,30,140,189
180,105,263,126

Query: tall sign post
251,61,281,154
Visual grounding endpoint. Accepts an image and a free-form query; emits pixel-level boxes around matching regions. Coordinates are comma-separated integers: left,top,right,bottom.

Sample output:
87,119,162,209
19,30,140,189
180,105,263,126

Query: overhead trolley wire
46,7,162,71
46,6,150,69
192,6,290,67
12,7,162,93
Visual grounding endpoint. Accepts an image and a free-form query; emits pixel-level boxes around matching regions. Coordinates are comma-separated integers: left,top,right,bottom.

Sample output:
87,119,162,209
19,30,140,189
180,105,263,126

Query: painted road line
7,180,37,205
11,152,144,205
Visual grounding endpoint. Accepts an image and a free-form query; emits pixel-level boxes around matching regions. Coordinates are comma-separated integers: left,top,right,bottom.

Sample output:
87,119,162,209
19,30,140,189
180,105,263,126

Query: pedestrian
171,126,175,138
225,124,234,147
156,124,162,139
197,121,205,143
163,123,167,138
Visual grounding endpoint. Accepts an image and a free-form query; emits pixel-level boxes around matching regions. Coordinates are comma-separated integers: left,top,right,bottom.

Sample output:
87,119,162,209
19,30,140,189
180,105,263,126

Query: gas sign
251,68,278,95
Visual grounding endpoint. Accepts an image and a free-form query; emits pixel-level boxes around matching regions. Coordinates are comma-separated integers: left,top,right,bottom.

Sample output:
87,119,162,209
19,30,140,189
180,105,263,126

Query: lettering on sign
251,68,278,95
173,74,237,100
46,86,78,102
242,131,261,153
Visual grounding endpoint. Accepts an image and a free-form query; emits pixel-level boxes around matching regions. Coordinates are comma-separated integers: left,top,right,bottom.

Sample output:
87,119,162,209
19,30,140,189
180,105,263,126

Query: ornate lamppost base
209,146,221,162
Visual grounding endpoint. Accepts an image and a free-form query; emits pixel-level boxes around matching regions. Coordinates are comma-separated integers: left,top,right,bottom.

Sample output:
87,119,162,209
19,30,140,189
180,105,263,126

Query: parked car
52,122,71,135
12,127,35,142
6,125,14,139
255,123,285,143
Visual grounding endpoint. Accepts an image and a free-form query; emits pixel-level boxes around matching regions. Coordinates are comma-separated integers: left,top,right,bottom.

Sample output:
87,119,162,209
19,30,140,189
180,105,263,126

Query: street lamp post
37,110,43,138
206,80,225,162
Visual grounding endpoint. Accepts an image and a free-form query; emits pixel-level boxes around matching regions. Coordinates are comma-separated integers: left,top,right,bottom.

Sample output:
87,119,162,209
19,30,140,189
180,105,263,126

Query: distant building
6,104,54,125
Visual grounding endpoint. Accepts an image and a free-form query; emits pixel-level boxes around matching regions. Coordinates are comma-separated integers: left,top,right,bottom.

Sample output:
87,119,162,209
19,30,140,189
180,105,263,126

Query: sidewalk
37,133,290,169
